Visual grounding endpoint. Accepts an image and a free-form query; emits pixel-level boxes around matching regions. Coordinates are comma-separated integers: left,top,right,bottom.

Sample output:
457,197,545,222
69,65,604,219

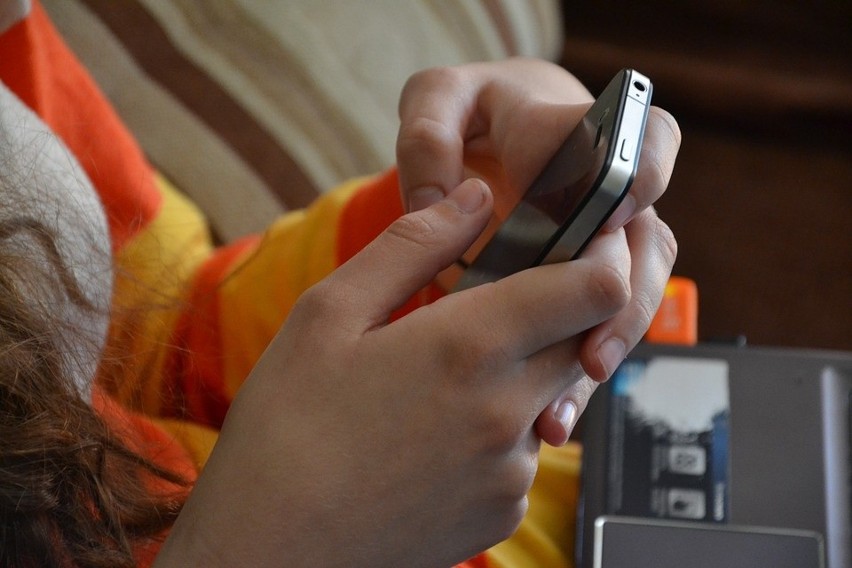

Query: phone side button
619,138,633,161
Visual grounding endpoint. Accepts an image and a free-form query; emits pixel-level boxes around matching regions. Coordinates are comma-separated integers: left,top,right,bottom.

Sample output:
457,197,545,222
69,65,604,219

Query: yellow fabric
218,178,365,400
101,173,212,413
152,417,220,471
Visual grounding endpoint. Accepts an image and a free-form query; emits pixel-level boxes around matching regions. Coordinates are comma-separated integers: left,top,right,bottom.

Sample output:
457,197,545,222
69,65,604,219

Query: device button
619,138,633,161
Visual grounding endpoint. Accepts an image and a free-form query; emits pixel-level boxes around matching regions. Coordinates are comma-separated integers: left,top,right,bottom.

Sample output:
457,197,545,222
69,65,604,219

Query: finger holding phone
397,58,679,235
157,169,636,568
397,59,681,445
155,59,679,567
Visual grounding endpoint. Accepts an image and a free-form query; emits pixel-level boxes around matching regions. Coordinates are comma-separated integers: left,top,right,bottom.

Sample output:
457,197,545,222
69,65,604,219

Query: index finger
397,59,593,213
396,66,476,212
434,226,632,363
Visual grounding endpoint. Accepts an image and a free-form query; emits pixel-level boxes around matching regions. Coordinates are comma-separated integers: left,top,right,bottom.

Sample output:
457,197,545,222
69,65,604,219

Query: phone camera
633,81,647,92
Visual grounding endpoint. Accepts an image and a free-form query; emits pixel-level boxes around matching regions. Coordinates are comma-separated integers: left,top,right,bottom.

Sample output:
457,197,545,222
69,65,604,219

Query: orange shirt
0,3,581,566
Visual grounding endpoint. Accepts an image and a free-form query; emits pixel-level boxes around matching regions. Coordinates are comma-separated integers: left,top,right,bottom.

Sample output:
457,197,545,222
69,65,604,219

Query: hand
396,58,680,445
155,179,634,567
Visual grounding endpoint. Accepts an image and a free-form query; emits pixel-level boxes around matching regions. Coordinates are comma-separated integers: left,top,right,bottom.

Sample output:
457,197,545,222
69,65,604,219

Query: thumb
329,178,492,327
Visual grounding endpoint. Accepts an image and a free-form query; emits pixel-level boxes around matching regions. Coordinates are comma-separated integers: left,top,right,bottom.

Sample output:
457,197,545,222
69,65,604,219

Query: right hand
396,59,680,446
154,178,633,567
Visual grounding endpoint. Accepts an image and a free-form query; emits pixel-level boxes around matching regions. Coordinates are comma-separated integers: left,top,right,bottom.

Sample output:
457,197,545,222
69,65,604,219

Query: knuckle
572,376,599,410
398,66,465,157
633,288,662,334
477,403,531,457
586,259,632,315
654,216,679,268
475,496,528,553
505,454,538,501
402,66,465,102
492,497,529,543
396,115,457,161
473,398,518,452
651,106,683,149
640,144,675,201
632,208,678,269
489,454,537,538
651,150,671,192
292,280,348,326
641,108,682,194
437,297,513,375
476,449,536,544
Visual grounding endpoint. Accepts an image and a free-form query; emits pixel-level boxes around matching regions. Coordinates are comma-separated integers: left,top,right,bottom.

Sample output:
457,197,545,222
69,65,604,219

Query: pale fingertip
536,399,578,447
555,400,578,439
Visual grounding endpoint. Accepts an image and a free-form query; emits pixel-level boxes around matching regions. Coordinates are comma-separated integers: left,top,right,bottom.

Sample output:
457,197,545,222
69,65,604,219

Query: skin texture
396,58,680,446
154,59,680,567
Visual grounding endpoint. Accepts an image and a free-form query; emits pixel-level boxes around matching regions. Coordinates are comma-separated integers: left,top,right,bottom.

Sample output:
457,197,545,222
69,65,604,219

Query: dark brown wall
561,2,852,350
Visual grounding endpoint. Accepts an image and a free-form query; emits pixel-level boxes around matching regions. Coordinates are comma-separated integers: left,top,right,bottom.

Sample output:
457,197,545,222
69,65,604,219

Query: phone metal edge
543,69,652,263
453,69,652,291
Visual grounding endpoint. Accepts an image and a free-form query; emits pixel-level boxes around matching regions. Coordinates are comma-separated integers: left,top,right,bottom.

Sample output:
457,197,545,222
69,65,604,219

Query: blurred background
560,2,852,351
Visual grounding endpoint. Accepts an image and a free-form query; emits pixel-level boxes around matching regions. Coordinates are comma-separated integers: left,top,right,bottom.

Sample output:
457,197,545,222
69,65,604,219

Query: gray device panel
579,343,851,568
594,516,824,568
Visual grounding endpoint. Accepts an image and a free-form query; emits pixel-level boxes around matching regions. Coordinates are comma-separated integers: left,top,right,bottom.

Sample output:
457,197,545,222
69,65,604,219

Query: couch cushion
45,0,563,241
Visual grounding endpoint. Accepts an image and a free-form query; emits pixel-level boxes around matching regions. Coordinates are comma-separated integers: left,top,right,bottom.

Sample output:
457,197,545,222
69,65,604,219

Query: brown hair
0,218,187,568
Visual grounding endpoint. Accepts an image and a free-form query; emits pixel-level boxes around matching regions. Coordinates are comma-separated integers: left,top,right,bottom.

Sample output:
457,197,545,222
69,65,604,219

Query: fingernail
446,179,486,214
556,400,578,434
597,338,626,380
408,187,445,211
604,194,636,232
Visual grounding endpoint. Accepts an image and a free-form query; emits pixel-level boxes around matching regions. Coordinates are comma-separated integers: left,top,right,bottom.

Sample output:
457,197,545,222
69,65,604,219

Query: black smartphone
454,68,652,291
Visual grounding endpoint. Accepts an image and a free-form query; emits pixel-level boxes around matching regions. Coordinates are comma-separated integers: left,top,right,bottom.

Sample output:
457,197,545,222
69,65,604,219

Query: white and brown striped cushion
44,0,563,242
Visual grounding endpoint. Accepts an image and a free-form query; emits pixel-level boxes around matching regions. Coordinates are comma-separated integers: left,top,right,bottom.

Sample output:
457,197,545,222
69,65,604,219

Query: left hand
396,57,681,446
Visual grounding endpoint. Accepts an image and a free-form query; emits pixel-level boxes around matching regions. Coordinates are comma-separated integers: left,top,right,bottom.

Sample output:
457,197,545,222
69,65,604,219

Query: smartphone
453,68,652,291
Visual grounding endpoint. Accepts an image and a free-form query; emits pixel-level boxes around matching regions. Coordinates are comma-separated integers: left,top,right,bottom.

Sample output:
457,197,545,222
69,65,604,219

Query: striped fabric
43,0,563,242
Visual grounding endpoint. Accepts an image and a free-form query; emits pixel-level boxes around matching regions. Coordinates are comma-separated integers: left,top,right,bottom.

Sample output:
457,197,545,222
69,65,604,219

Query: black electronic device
454,68,651,290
